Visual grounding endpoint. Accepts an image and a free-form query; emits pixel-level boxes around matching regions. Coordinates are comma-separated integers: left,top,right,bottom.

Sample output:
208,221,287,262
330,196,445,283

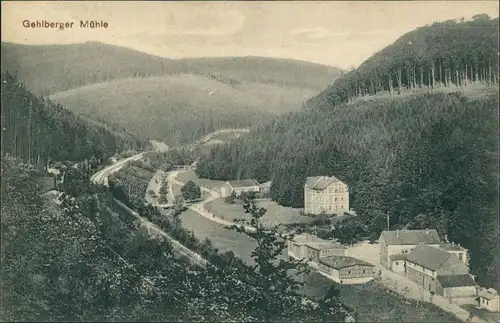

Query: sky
2,1,499,69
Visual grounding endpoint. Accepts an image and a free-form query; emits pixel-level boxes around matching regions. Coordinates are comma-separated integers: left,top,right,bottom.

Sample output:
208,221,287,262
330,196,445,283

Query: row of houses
220,175,350,217
287,233,374,284
379,228,499,312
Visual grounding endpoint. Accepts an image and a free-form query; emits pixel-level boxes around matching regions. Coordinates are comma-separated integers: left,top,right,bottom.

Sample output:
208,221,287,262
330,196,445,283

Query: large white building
304,176,349,215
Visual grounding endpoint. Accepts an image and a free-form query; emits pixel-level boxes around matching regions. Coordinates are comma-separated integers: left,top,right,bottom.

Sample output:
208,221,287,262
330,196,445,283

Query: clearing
205,197,316,228
177,169,227,191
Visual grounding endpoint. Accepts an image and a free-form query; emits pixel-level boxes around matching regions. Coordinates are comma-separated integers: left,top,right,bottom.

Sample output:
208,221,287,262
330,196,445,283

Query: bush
158,194,168,204
181,181,201,201
159,184,169,195
224,192,237,204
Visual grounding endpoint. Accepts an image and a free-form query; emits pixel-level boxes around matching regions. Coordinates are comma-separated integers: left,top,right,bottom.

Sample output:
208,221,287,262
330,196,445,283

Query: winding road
90,152,147,186
164,170,257,233
91,152,207,268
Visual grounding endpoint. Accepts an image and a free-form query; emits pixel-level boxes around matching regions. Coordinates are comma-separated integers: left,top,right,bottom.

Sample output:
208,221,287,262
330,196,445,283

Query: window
348,270,351,275
459,253,463,260
363,269,366,274
395,261,399,265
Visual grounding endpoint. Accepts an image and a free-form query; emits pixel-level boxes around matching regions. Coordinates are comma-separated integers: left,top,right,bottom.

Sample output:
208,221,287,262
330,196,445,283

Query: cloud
289,27,332,39
160,7,246,37
289,27,401,39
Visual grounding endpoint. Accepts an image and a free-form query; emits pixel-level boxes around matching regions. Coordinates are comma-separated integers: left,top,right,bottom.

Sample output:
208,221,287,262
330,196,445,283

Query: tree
173,196,185,218
230,195,347,322
225,191,237,204
159,183,169,195
157,194,168,204
181,180,201,201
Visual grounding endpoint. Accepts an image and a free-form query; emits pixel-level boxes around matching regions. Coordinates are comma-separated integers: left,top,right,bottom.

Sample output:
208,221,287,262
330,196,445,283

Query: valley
2,4,499,323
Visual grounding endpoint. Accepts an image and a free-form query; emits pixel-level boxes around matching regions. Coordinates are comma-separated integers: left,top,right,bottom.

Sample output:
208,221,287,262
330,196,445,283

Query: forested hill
1,41,340,96
308,14,499,108
196,91,499,289
0,72,143,166
195,15,499,289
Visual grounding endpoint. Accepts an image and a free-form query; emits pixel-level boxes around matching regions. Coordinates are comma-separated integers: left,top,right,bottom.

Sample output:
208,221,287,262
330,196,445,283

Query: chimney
425,228,429,235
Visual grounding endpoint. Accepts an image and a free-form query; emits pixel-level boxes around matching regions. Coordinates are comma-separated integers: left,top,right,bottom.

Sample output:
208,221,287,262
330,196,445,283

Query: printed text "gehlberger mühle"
22,20,108,30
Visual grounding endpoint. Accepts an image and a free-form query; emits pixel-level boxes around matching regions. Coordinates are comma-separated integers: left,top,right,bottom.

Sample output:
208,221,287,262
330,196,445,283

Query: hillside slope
308,15,499,108
49,74,317,144
1,41,340,96
1,72,143,165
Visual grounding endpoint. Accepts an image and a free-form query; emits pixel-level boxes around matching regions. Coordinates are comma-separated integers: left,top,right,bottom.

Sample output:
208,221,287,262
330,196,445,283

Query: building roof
319,256,374,269
259,181,272,188
478,288,499,300
304,242,347,251
291,233,346,251
226,179,259,188
439,243,466,251
391,254,407,261
290,233,318,243
305,176,345,190
437,274,476,288
406,244,469,274
380,229,440,245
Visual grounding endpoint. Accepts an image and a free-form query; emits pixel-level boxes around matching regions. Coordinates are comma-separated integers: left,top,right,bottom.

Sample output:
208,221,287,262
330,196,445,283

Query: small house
318,256,375,284
220,180,260,197
478,288,499,312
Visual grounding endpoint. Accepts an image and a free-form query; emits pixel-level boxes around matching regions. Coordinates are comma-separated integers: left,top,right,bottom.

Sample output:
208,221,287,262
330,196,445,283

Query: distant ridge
1,41,341,96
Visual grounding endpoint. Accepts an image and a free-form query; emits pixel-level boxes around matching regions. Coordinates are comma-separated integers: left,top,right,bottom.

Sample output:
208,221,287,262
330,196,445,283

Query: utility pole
387,214,390,231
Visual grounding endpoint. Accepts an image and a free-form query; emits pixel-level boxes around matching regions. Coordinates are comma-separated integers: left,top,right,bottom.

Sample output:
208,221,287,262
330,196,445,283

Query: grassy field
205,197,316,228
177,169,227,191
49,74,318,144
170,182,210,202
179,208,258,264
